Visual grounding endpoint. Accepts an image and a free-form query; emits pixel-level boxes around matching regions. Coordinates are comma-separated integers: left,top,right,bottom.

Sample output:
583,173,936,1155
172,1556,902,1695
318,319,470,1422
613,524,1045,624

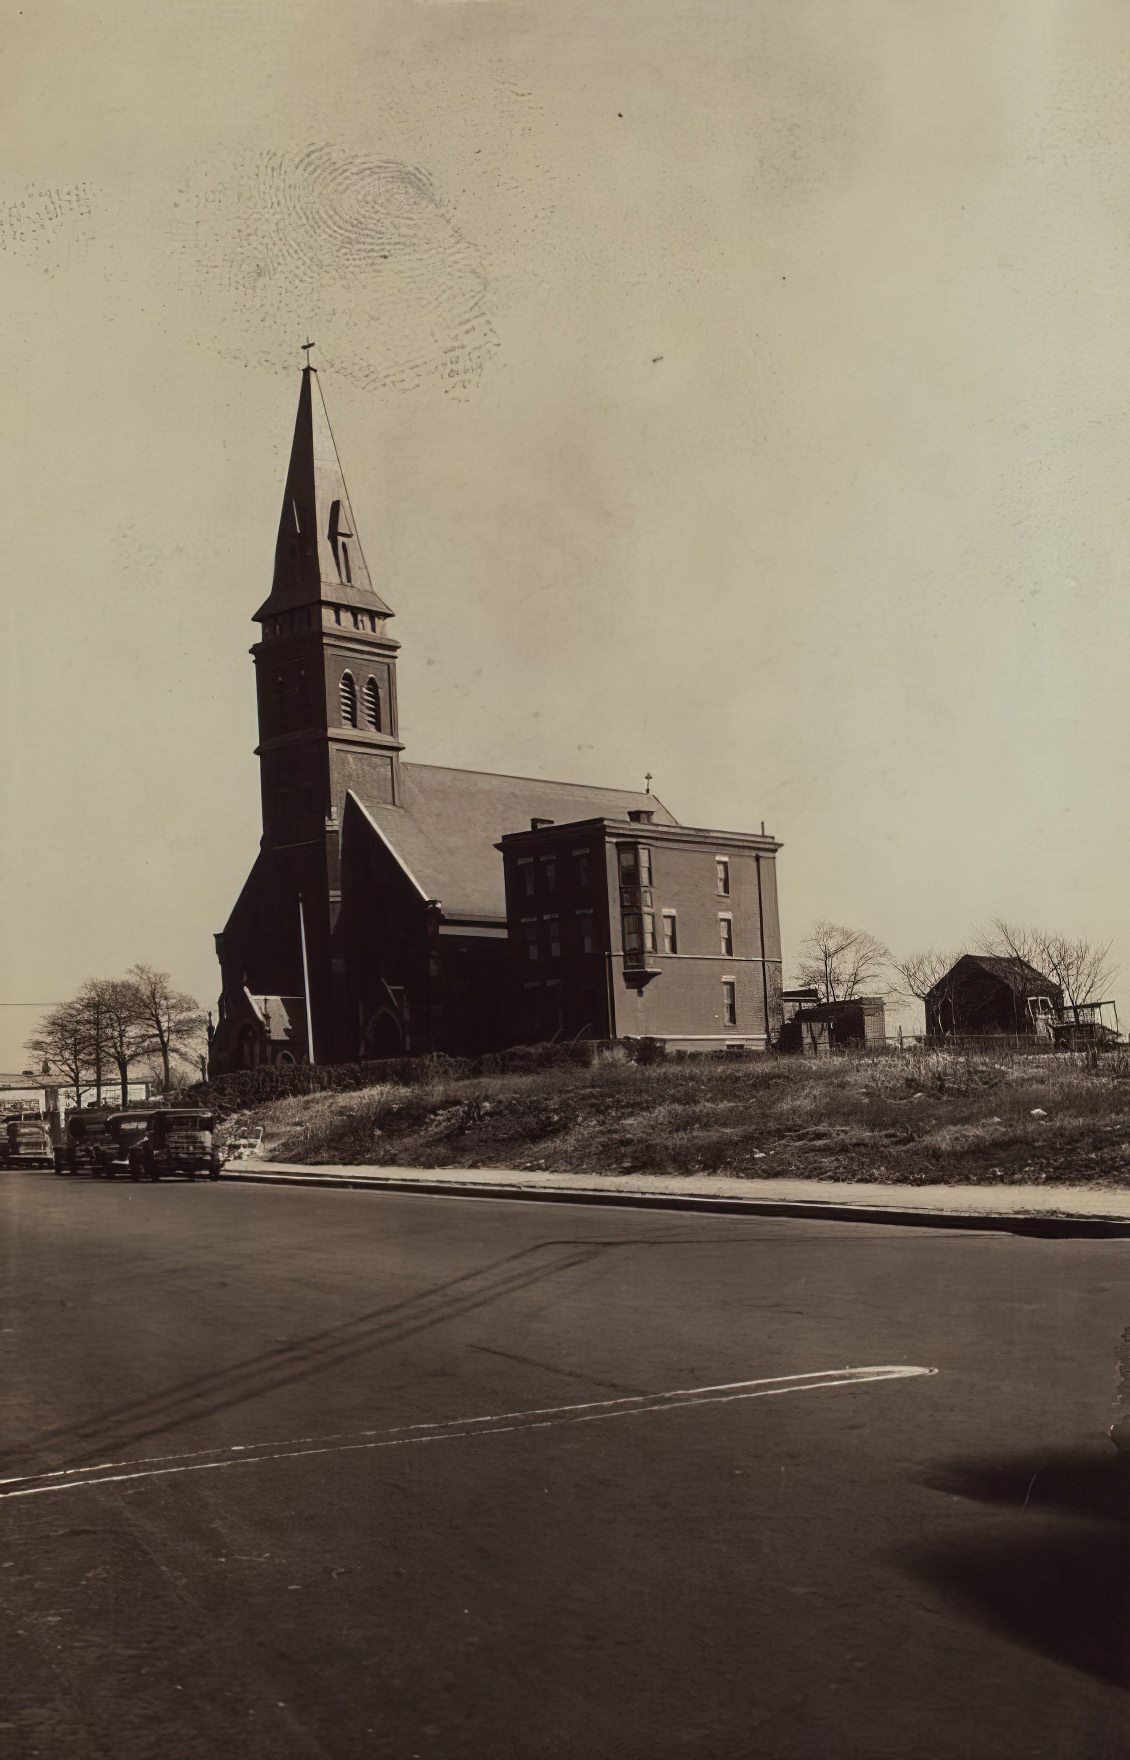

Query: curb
219,1168,1130,1239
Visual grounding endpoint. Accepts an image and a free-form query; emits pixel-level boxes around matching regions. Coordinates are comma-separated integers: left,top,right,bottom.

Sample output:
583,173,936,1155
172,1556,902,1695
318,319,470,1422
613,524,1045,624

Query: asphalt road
2,1175,1129,1760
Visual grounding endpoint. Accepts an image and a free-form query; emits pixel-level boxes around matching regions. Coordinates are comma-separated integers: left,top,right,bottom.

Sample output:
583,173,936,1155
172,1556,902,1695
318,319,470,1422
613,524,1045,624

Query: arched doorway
362,1010,404,1060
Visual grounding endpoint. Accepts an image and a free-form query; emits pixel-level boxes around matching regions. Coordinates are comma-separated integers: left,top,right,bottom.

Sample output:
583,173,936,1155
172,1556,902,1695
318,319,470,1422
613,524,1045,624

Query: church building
209,366,784,1071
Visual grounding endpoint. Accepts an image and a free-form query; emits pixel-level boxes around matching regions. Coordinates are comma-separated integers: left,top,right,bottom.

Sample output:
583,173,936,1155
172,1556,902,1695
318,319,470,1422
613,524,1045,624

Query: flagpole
298,893,316,1065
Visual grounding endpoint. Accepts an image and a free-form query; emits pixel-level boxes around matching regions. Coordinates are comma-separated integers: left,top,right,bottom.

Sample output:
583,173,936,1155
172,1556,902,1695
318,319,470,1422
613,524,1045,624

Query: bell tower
223,357,405,1063
252,361,403,851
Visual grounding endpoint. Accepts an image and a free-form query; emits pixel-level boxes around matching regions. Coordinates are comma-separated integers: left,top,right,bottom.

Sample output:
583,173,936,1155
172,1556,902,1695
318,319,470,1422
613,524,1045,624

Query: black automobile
128,1110,222,1182
56,1109,154,1178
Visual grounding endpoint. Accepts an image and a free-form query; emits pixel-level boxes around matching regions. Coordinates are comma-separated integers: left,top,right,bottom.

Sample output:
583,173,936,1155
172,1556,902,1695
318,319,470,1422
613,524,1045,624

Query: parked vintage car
3,1113,54,1169
55,1108,153,1178
128,1109,222,1182
103,1111,157,1178
55,1110,116,1176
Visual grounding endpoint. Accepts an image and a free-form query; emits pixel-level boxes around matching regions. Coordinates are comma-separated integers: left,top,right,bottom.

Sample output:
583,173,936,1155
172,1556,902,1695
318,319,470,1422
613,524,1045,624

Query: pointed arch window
339,671,358,728
362,677,381,731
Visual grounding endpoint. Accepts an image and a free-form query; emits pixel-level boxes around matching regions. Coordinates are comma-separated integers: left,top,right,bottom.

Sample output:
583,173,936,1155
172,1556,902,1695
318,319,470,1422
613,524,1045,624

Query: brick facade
209,369,783,1072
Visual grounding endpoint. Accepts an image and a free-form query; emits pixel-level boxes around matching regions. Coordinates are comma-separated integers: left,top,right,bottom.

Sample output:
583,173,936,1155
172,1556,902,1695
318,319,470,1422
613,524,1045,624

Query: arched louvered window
339,671,358,728
362,677,381,731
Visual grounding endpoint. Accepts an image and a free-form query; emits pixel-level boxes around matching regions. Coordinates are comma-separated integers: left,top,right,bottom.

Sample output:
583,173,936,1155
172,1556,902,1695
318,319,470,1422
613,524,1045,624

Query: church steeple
251,364,404,849
255,365,393,623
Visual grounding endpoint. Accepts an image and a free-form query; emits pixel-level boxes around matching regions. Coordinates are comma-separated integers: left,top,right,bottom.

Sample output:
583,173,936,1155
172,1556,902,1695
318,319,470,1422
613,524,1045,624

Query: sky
3,0,1130,1067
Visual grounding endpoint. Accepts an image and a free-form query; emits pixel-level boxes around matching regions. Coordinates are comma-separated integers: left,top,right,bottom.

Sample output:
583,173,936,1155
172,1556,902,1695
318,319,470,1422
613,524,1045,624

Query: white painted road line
0,1365,936,1501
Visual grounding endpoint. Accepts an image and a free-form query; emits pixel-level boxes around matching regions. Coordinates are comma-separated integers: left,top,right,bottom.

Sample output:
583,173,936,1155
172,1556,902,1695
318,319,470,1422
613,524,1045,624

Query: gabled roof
248,993,307,1045
968,955,1059,995
928,953,1062,1000
255,367,392,622
347,762,678,921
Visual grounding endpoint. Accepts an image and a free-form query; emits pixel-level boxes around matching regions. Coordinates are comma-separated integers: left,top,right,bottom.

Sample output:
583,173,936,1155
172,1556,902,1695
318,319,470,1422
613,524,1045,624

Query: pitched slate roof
247,994,308,1045
348,762,678,921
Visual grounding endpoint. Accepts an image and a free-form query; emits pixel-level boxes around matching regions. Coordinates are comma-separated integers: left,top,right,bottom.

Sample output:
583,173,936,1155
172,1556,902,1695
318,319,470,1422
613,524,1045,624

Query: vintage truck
3,1113,54,1169
127,1109,222,1182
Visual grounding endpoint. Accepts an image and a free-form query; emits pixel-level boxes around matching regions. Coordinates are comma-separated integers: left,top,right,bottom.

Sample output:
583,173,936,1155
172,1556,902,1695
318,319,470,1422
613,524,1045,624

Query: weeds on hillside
238,1046,1130,1186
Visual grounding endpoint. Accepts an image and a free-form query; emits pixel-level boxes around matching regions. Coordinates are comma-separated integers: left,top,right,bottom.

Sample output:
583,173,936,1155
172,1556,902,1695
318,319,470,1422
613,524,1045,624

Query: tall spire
255,365,393,622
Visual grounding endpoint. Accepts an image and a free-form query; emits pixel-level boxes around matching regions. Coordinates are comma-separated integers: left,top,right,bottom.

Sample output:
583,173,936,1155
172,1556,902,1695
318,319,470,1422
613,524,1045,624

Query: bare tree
976,920,1047,975
75,980,111,1105
26,998,94,1100
979,919,1118,1023
794,921,891,1003
889,949,961,1035
128,964,206,1094
28,972,208,1109
91,978,150,1108
1043,935,1119,1021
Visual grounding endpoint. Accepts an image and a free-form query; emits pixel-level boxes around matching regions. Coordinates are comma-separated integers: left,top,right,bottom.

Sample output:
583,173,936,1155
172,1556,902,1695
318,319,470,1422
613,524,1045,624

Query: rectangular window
574,850,592,888
719,915,734,957
622,910,643,953
618,844,652,910
662,911,678,955
576,909,594,954
541,857,557,894
518,858,535,898
522,918,539,962
722,979,737,1026
544,914,561,958
716,857,730,896
642,910,657,953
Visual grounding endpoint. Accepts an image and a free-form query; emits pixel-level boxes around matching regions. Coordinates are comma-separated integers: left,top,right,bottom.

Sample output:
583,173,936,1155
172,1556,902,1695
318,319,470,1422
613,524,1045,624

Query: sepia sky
3,0,1130,1068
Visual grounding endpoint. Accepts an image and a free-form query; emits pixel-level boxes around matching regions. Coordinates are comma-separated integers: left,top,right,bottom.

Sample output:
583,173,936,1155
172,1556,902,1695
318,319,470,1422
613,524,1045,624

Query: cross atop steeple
301,338,316,368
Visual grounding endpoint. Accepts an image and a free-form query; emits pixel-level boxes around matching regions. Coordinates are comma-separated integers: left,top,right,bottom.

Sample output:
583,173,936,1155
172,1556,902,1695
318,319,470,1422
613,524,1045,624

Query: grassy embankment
227,1048,1130,1185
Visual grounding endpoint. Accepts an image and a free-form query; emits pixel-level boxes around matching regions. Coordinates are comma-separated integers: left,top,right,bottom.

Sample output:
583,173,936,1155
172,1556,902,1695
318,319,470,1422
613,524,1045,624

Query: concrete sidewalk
220,1160,1130,1237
